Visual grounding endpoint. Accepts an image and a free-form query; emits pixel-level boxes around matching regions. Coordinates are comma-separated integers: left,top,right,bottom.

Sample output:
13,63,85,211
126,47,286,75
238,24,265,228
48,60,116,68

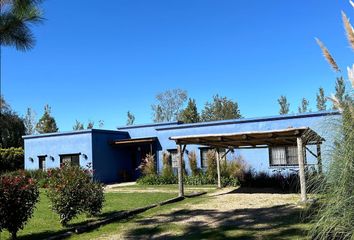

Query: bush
0,148,24,174
205,150,217,180
161,151,173,179
138,154,156,176
188,151,200,176
0,171,39,239
240,168,302,193
46,165,104,226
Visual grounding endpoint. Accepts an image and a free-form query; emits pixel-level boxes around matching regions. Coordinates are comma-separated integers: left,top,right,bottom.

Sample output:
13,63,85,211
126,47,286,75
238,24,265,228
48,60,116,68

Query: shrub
161,151,173,178
138,154,156,176
46,165,104,226
188,151,200,176
0,148,24,173
205,150,217,180
0,171,39,239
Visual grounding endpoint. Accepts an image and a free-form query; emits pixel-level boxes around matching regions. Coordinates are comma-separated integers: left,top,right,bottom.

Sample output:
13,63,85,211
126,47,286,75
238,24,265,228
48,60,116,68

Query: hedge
0,148,24,173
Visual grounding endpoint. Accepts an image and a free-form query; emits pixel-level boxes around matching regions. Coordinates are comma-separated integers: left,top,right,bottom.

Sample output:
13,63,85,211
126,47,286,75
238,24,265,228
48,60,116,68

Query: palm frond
315,38,341,72
342,11,354,50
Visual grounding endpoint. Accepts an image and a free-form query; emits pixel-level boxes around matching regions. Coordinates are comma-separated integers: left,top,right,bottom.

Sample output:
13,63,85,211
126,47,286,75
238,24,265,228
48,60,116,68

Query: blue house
23,111,340,184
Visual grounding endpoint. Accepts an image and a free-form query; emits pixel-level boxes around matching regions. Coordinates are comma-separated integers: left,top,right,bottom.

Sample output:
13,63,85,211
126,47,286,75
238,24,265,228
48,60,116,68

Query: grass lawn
0,187,177,240
0,185,312,240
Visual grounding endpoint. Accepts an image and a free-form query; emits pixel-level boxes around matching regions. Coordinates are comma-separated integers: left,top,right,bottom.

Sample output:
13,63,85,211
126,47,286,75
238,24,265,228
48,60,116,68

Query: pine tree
24,107,36,135
333,76,346,109
278,95,290,115
35,104,58,133
87,121,94,129
298,98,310,113
72,120,84,130
316,87,327,111
126,111,135,125
153,105,164,123
201,95,241,122
179,98,199,123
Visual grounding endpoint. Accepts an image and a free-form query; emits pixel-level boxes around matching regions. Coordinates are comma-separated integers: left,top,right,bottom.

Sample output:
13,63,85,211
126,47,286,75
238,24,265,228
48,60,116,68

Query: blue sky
1,0,353,131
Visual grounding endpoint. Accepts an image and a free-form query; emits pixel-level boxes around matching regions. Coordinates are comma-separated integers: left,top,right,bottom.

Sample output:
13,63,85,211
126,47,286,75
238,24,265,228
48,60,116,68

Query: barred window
269,146,300,166
200,148,226,169
60,154,80,166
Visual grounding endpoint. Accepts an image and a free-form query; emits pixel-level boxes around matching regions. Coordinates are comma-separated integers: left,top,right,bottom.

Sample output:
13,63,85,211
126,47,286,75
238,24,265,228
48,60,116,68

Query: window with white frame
269,146,300,166
60,154,80,166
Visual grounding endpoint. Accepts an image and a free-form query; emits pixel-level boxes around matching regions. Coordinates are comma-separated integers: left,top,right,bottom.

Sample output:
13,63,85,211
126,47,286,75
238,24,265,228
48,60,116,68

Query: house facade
23,111,340,183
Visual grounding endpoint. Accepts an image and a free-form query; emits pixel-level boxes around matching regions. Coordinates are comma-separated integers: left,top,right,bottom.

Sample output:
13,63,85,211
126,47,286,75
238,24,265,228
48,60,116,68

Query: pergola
169,127,324,202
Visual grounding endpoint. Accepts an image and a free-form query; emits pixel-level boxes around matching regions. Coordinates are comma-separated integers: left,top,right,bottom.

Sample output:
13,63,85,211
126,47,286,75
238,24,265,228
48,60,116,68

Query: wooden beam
317,144,323,174
178,144,185,197
305,146,318,158
216,148,221,188
297,137,307,202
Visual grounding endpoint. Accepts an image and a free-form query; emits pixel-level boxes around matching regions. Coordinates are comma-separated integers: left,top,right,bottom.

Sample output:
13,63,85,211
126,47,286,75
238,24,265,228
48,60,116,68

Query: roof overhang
111,137,157,146
169,127,324,149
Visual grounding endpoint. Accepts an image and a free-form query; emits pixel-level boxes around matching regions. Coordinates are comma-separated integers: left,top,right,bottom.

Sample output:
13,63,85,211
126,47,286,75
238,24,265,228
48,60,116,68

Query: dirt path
100,188,306,239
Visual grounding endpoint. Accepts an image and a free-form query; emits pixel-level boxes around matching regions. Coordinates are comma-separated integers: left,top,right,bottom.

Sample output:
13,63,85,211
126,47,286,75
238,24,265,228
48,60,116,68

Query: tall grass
309,106,354,240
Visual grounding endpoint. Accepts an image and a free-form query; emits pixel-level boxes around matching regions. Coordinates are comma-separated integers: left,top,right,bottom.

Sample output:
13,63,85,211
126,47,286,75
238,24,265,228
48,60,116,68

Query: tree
298,98,310,113
0,96,25,148
278,95,290,115
316,87,327,111
126,111,135,125
179,98,199,123
151,89,188,122
35,104,58,134
333,76,346,109
0,0,43,51
201,95,241,122
153,105,164,123
23,108,36,135
98,120,104,129
72,120,84,130
87,121,94,129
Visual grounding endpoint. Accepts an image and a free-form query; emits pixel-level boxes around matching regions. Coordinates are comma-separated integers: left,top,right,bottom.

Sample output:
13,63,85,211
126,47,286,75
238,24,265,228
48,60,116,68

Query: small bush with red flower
0,171,39,240
46,164,104,226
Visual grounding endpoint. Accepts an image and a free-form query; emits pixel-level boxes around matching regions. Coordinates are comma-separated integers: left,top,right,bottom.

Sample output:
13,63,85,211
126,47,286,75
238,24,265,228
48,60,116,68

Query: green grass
0,185,311,240
0,188,176,240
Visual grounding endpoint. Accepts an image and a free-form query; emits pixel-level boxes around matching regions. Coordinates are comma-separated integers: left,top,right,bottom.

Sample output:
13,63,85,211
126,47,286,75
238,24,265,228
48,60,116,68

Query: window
200,148,209,169
200,148,226,169
60,154,80,166
168,149,178,174
269,146,300,166
38,156,46,171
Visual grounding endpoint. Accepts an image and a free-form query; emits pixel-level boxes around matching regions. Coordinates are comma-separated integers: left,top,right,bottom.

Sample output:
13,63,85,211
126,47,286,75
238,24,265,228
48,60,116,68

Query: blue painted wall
24,111,341,183
91,130,131,183
24,130,93,171
118,111,341,175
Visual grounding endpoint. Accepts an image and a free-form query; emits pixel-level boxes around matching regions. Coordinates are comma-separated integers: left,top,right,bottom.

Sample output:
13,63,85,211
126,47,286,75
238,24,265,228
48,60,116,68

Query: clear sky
1,0,353,131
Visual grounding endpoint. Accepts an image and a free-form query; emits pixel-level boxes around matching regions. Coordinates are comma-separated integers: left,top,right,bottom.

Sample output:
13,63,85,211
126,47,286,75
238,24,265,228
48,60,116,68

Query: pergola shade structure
169,127,324,202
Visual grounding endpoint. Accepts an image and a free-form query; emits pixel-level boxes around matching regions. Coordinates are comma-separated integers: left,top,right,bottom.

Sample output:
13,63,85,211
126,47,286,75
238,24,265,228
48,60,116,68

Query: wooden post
297,137,307,202
178,144,185,197
216,148,221,188
316,144,322,174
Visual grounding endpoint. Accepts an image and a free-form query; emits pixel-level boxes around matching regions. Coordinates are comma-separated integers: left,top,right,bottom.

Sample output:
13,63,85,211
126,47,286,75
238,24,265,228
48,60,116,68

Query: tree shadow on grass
14,210,128,240
124,204,308,240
